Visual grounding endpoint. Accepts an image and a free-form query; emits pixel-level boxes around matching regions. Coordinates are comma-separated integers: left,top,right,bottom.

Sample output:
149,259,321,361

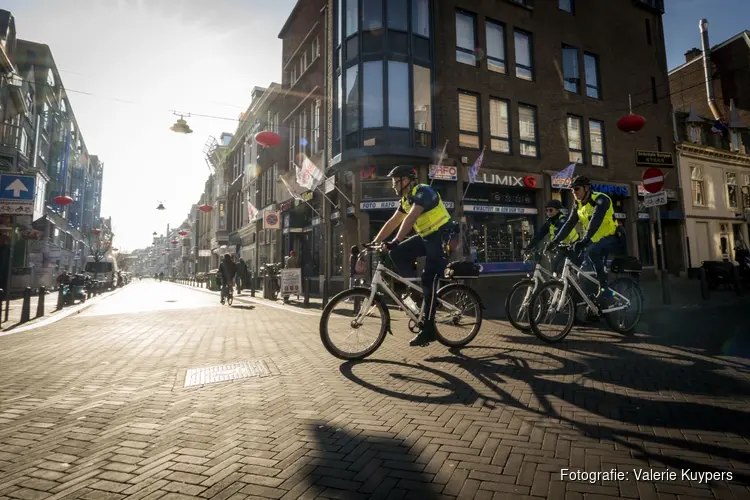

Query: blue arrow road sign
0,174,36,202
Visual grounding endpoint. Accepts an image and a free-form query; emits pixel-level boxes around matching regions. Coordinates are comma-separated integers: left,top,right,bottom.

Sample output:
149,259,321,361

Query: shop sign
614,212,627,220
476,173,538,189
312,217,321,226
637,183,677,200
429,165,458,181
443,201,455,210
635,150,674,167
360,199,400,211
331,211,341,220
464,204,538,215
198,249,211,257
591,183,629,197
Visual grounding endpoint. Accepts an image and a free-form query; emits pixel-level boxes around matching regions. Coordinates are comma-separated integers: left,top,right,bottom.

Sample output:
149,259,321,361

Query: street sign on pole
642,191,668,208
641,168,664,194
0,174,36,216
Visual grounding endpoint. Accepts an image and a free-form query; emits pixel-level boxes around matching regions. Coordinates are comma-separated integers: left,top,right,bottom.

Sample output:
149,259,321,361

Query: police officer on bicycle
546,175,621,307
525,199,579,275
372,165,453,346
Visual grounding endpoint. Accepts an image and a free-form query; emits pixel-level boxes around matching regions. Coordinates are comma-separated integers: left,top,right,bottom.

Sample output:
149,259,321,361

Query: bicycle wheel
320,288,388,360
604,277,643,334
529,281,575,344
433,283,483,347
227,294,233,306
505,279,536,332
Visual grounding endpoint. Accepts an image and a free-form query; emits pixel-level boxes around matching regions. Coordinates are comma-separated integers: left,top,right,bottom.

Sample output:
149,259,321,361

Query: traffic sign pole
653,204,671,306
4,215,15,322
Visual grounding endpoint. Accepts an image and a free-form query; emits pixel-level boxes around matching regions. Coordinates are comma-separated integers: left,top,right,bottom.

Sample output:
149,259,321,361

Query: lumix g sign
476,173,538,189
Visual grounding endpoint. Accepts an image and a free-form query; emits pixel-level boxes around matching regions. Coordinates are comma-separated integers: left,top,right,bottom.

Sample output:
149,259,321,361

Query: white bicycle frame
550,255,631,314
353,256,465,326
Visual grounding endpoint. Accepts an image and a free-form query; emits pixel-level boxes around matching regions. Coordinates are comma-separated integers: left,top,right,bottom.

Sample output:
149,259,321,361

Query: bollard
250,272,256,298
56,286,65,310
20,287,31,323
303,278,310,306
36,287,46,318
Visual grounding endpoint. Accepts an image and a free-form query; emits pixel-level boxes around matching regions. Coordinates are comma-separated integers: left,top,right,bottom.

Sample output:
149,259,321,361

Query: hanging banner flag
468,147,485,184
263,210,281,230
551,163,577,189
295,154,324,191
247,200,258,221
280,176,304,201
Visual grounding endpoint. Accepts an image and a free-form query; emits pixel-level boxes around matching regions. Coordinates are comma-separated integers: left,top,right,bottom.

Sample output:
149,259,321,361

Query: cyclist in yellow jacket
546,175,620,306
373,165,453,346
525,199,580,275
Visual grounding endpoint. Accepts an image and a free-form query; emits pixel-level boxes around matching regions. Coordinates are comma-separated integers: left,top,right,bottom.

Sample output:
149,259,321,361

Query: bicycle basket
443,261,481,279
610,256,642,273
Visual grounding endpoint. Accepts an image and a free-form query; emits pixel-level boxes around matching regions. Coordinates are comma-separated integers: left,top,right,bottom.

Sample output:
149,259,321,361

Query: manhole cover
184,360,274,388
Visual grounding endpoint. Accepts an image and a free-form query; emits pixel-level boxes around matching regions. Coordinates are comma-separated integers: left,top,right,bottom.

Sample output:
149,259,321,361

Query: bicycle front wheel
604,277,643,334
505,279,536,332
529,281,575,344
434,284,483,347
320,288,388,360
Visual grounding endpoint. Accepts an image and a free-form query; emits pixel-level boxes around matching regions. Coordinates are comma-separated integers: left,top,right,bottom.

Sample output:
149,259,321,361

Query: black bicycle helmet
570,175,591,188
387,165,417,179
545,199,563,210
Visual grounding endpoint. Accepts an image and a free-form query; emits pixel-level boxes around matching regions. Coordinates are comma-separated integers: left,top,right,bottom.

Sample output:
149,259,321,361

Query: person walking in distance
218,254,237,305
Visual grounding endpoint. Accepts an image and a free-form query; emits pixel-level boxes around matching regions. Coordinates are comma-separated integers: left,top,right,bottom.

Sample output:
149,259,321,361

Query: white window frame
688,124,702,144
455,11,477,67
726,171,738,210
489,98,510,154
741,174,750,212
518,104,538,158
289,119,296,171
312,100,321,153
301,51,308,73
312,37,320,58
567,115,584,164
589,119,605,167
458,91,480,149
690,165,705,207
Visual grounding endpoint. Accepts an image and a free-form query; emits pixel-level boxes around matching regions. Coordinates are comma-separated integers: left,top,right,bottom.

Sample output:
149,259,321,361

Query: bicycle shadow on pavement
307,422,442,499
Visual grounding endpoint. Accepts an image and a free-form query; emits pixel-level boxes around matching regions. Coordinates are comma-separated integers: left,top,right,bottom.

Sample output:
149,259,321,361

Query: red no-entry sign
641,167,664,194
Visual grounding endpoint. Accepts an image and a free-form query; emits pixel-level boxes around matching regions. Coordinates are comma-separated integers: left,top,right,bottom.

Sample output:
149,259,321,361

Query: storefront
462,170,542,273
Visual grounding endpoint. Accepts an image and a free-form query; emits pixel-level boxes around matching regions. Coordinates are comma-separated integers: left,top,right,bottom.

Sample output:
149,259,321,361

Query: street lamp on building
170,112,193,134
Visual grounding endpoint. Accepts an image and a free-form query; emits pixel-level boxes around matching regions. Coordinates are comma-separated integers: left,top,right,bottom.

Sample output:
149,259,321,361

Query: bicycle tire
604,277,642,334
505,279,536,332
529,281,575,344
227,294,233,306
434,283,483,347
320,287,389,361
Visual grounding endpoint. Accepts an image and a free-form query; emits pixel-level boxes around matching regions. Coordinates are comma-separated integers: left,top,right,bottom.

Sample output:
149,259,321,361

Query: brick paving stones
0,281,748,499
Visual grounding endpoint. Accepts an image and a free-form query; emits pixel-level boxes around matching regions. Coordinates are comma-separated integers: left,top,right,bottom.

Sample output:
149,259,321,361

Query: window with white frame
690,165,705,206
301,51,308,73
312,37,320,58
519,104,538,157
312,100,321,153
741,174,750,211
731,131,742,153
589,120,605,166
726,172,738,209
455,11,476,66
289,119,296,170
567,115,583,163
299,111,308,156
489,98,510,153
291,66,297,84
458,91,480,148
688,123,701,144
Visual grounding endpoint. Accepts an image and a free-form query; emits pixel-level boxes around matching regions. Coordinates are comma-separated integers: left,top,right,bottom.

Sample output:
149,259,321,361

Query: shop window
589,119,605,166
742,174,750,211
467,215,534,264
388,61,409,128
456,11,477,66
567,115,584,163
413,65,432,147
726,172,738,210
518,104,538,157
486,21,506,73
458,91,480,149
363,61,384,128
514,30,533,81
489,98,510,154
562,45,580,94
584,53,600,99
690,165,705,206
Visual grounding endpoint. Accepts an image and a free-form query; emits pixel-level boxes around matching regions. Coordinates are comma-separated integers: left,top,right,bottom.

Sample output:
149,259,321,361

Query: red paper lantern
255,130,281,148
178,231,188,236
199,204,213,213
171,239,178,244
617,113,646,133
55,195,73,206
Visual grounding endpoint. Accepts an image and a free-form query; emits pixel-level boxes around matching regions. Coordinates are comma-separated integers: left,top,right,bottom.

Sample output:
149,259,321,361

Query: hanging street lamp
170,112,193,134
199,204,213,213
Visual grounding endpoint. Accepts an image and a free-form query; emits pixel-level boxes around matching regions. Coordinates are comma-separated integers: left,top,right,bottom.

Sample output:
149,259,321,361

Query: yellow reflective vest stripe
576,192,617,243
401,185,451,237
548,217,580,244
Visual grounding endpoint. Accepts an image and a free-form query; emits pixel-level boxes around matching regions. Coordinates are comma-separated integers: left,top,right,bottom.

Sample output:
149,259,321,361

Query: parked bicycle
504,249,557,332
320,243,484,360
528,245,643,343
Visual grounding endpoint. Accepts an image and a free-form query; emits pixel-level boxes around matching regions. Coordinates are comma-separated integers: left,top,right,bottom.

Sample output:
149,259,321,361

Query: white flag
295,154,324,191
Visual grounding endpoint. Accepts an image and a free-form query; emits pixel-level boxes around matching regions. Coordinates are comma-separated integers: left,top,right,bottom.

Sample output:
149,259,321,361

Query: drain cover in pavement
184,360,273,387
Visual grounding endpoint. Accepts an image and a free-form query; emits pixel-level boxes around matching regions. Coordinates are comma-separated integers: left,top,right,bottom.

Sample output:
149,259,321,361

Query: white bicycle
320,243,484,360
528,245,644,343
504,249,557,332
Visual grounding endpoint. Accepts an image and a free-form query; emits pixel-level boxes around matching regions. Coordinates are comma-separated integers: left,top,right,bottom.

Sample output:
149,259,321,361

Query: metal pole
653,206,671,305
5,215,16,322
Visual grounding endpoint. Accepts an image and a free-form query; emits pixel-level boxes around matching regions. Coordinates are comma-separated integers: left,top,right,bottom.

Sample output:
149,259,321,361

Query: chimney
684,48,701,63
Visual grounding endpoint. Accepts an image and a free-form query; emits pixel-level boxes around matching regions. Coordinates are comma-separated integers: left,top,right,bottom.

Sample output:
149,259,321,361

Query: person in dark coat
218,254,237,304
237,257,249,293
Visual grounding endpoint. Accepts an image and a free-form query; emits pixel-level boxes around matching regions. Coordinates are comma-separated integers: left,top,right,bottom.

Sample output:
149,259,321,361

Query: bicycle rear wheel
604,277,642,334
433,284,483,347
505,279,535,332
529,281,575,344
320,288,388,360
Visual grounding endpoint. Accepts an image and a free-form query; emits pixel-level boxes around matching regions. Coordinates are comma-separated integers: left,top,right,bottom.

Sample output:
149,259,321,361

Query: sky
4,0,748,251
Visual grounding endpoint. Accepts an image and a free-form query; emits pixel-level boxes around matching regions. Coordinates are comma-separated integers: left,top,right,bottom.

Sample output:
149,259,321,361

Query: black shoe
409,325,437,346
594,289,613,311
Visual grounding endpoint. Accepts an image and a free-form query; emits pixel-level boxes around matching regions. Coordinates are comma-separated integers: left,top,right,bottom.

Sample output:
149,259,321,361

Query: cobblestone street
0,281,748,499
